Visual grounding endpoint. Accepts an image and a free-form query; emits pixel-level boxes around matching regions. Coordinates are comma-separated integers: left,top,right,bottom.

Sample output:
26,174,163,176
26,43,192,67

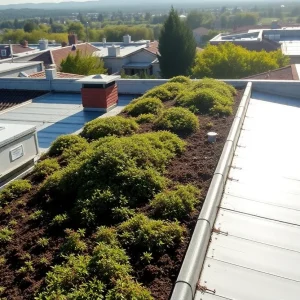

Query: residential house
193,27,210,45
0,41,35,60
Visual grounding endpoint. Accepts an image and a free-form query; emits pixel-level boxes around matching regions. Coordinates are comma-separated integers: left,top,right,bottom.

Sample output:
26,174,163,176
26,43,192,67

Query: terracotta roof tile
29,43,99,67
0,89,47,112
144,41,159,55
52,43,99,66
243,65,298,80
12,45,35,54
28,71,84,79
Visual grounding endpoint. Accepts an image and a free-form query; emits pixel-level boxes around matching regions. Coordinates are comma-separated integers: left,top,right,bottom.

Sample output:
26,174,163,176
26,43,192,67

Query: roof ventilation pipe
39,39,48,50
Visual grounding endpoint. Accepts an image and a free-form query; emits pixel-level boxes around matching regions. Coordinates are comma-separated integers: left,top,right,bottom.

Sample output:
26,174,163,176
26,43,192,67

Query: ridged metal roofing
0,93,134,151
196,92,300,300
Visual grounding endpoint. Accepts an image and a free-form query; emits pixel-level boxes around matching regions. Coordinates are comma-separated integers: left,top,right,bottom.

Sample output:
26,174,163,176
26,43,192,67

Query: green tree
158,7,196,78
60,50,107,75
191,43,290,79
186,10,204,30
24,21,36,33
68,22,85,40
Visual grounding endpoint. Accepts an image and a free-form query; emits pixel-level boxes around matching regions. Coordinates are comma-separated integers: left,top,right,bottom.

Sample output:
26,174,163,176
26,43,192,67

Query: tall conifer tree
158,7,196,78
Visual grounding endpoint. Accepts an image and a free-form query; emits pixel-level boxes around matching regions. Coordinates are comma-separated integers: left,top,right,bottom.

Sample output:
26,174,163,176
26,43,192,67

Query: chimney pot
68,34,78,46
123,34,131,44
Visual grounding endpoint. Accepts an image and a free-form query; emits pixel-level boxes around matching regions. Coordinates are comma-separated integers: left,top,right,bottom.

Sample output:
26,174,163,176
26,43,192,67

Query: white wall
129,50,156,63
0,63,43,78
103,57,130,74
152,63,161,78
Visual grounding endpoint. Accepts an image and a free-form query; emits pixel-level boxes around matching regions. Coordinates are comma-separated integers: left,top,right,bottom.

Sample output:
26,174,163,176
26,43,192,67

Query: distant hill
0,0,295,11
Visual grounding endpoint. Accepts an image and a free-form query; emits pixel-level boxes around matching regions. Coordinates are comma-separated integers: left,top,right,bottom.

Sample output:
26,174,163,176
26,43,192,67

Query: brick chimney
21,40,28,48
68,33,78,46
78,75,121,112
61,41,68,47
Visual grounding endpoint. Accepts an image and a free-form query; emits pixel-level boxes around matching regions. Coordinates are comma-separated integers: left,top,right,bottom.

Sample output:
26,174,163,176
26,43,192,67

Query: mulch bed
0,88,244,300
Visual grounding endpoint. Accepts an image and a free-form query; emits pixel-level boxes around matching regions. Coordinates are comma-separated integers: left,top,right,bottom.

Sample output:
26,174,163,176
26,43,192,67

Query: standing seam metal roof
196,91,300,300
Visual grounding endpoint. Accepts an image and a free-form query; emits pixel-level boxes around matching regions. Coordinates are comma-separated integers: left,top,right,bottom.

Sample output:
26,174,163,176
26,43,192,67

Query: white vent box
0,123,39,185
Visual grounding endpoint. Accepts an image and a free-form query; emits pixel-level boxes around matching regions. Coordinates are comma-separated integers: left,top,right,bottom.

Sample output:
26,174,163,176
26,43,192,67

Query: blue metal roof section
0,93,134,151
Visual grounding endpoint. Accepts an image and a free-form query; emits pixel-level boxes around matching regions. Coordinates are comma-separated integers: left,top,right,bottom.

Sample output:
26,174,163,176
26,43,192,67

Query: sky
0,0,94,4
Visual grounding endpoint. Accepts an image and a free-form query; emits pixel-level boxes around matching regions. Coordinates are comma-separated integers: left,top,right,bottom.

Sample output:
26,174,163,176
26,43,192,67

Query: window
1,49,7,57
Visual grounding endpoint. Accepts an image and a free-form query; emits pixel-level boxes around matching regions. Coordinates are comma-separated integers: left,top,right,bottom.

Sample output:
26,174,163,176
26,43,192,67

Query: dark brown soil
0,88,244,300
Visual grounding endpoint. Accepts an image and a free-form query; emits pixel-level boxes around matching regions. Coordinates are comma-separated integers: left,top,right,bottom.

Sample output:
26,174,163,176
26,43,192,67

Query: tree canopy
158,7,196,78
60,50,107,75
191,43,290,79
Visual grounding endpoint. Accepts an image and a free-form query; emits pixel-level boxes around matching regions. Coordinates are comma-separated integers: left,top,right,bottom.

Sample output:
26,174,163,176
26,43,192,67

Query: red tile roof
29,43,99,68
28,71,84,79
244,65,299,80
144,41,159,55
52,43,99,66
12,44,35,54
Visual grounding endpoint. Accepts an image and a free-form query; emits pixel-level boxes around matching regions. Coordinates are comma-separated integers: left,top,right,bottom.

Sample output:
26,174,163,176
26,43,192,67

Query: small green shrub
29,210,44,221
8,219,17,227
112,207,135,222
81,116,139,140
0,227,14,243
94,226,119,246
176,88,233,115
0,286,5,295
0,180,31,205
48,135,87,157
150,185,200,220
61,229,87,254
118,214,185,254
125,97,163,117
60,141,90,165
140,252,153,265
17,261,34,274
106,277,153,300
37,237,50,248
160,82,186,99
134,113,156,124
192,78,237,97
154,107,199,134
0,256,6,266
36,254,105,300
40,132,184,216
117,167,167,205
32,158,60,180
75,188,128,227
205,122,214,129
169,76,192,85
142,86,172,102
89,242,132,283
50,213,69,227
39,161,82,203
39,257,50,266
